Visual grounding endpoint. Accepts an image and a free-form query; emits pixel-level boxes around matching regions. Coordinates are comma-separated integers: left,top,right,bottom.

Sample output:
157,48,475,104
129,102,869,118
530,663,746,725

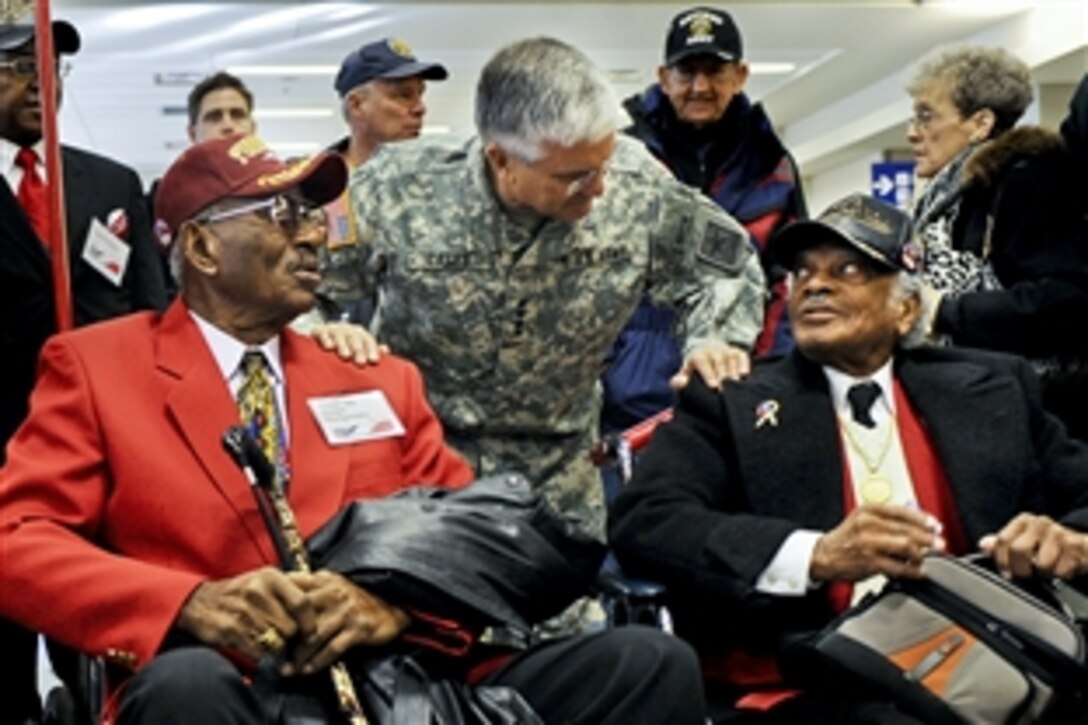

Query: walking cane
223,426,369,725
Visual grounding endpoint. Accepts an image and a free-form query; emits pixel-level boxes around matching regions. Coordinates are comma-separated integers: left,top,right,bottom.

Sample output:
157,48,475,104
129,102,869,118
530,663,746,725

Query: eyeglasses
197,195,327,237
908,108,937,130
668,61,734,87
524,159,611,199
0,58,72,79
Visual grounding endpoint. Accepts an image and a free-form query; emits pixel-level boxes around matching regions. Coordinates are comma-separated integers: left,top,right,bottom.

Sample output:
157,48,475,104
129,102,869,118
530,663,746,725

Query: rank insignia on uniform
755,399,780,429
697,221,747,273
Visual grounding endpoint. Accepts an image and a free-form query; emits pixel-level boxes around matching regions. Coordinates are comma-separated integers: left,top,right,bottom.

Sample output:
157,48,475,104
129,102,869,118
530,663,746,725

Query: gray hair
891,270,921,306
475,37,619,161
340,82,373,124
168,236,184,287
907,45,1033,135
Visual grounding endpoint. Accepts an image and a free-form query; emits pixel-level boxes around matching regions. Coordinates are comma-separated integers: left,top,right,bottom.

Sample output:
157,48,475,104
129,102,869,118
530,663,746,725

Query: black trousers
116,626,705,724
0,618,40,725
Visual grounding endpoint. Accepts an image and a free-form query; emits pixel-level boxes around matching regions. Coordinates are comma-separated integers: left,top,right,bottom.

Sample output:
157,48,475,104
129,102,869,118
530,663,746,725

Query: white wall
803,150,884,217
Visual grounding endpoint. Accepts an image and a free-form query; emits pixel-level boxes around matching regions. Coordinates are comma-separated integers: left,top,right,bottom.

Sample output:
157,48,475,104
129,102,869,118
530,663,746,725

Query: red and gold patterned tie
237,351,284,480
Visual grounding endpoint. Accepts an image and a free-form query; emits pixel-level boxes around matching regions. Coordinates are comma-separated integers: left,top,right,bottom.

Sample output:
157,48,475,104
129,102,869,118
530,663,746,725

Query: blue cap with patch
334,38,448,97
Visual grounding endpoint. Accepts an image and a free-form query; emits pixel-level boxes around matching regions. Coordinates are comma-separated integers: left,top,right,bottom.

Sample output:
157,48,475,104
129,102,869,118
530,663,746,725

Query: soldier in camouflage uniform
321,37,765,543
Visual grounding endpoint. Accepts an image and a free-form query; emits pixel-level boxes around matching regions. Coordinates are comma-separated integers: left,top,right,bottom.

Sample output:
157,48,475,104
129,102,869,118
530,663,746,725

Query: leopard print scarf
912,145,1001,296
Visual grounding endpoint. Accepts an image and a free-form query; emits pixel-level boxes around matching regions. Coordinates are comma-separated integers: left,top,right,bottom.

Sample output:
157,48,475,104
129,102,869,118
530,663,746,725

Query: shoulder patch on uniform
697,222,748,273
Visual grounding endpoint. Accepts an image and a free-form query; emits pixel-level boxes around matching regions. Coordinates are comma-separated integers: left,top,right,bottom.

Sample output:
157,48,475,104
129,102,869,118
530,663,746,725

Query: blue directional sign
871,161,916,211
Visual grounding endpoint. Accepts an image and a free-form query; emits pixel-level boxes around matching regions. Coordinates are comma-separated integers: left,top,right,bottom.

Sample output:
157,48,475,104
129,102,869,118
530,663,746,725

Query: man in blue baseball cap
309,38,449,326
332,37,448,169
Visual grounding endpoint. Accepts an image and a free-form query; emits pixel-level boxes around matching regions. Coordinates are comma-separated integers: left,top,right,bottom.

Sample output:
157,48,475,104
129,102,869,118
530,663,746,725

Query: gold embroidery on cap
388,38,414,58
688,13,715,42
257,157,315,188
832,196,894,235
227,135,270,165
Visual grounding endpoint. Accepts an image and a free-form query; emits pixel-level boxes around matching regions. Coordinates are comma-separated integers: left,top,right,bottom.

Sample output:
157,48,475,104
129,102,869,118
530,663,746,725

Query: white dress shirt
190,310,290,446
755,360,918,596
0,136,48,194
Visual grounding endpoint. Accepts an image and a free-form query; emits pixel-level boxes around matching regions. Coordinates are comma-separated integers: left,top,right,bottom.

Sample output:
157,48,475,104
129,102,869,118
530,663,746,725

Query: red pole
33,0,73,331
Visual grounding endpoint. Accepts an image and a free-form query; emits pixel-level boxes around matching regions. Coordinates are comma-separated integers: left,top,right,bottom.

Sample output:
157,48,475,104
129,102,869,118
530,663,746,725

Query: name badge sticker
307,391,406,445
82,217,131,286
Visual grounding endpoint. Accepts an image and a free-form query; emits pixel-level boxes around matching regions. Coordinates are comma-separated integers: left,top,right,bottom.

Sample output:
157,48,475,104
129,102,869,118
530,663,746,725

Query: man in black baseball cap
612,189,1088,723
602,6,806,445
0,16,168,724
332,37,448,169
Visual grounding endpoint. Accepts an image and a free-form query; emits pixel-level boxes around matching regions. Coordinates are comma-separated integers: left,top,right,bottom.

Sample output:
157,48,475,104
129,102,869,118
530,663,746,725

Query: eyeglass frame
907,107,939,130
512,154,612,199
0,57,73,80
666,58,739,87
194,195,328,237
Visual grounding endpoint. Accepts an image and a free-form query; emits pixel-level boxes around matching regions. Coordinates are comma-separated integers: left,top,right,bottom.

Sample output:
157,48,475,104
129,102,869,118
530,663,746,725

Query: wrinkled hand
811,505,945,582
311,321,388,366
283,571,410,676
901,283,944,349
979,513,1088,580
176,567,315,662
670,343,750,391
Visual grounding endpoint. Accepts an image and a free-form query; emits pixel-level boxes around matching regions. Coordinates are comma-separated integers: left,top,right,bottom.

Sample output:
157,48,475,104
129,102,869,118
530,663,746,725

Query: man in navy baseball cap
332,38,448,169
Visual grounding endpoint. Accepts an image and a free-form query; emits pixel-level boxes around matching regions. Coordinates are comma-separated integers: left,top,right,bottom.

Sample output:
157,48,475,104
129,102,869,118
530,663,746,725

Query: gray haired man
320,37,765,545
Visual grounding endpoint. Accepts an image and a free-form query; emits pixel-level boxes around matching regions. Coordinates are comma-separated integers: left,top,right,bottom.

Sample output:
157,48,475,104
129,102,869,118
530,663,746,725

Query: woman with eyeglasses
905,49,1088,438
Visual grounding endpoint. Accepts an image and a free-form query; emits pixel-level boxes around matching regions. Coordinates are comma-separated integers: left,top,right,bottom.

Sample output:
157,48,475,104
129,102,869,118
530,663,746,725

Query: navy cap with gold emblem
664,7,743,66
770,193,921,274
334,37,448,97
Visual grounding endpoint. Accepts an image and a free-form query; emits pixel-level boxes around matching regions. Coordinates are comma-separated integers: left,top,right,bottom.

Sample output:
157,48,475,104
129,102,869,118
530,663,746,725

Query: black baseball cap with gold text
664,7,742,66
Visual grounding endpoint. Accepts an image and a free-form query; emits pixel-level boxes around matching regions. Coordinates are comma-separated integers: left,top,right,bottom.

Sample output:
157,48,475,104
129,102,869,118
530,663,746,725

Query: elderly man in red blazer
0,134,703,724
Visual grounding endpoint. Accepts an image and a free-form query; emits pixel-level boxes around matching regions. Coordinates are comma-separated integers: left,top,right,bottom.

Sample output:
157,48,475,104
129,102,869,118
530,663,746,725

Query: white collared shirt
755,359,918,597
0,136,47,194
190,310,290,446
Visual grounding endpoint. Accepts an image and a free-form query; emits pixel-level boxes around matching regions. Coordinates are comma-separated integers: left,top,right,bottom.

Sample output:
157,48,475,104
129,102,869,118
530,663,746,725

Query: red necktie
15,146,51,246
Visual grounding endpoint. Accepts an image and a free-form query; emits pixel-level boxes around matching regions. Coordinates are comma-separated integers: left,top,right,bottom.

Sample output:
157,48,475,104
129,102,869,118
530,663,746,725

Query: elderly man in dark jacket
611,193,1088,723
601,5,804,443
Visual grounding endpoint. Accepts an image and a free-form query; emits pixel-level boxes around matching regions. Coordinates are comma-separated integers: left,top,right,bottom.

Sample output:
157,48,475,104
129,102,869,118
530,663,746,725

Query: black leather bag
254,651,541,725
347,652,542,725
790,555,1087,724
254,473,603,724
307,472,606,631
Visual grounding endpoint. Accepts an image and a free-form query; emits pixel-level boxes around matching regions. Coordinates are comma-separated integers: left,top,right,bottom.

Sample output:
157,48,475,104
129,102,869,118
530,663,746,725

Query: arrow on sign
872,175,895,196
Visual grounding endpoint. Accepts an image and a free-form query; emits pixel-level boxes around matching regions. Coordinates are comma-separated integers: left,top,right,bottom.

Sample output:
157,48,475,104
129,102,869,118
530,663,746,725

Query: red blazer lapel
155,301,279,564
281,330,350,538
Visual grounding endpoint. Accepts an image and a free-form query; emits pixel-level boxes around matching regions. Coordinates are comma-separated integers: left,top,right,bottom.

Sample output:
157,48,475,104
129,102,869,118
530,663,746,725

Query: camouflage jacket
322,135,765,437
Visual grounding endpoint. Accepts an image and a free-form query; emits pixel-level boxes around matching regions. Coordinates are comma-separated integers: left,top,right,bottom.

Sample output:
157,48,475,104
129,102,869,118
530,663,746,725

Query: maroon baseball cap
154,134,347,242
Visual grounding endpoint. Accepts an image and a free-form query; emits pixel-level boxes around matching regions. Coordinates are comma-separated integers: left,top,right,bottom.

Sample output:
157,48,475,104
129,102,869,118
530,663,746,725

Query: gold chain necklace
839,413,897,504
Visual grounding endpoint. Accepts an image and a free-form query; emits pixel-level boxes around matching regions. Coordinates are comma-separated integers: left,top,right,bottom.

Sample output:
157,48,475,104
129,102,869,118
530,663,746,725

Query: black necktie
847,382,881,428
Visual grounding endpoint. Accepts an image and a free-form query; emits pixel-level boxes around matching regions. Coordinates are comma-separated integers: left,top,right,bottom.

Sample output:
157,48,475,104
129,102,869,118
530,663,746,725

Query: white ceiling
37,1,1088,183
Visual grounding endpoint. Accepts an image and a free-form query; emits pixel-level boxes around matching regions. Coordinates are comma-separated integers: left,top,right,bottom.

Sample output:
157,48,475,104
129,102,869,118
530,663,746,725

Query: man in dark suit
0,18,167,723
610,193,1088,723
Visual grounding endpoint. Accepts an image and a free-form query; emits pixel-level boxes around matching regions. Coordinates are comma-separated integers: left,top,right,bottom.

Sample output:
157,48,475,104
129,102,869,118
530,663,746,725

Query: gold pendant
860,474,893,504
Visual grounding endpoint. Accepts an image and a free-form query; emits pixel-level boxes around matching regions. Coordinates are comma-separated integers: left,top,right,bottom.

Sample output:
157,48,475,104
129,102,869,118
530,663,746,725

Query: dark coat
0,144,167,459
609,347,1088,653
935,126,1088,358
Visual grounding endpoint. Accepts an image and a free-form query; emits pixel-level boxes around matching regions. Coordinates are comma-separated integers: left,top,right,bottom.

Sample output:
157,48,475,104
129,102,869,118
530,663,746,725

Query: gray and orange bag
794,555,1087,724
